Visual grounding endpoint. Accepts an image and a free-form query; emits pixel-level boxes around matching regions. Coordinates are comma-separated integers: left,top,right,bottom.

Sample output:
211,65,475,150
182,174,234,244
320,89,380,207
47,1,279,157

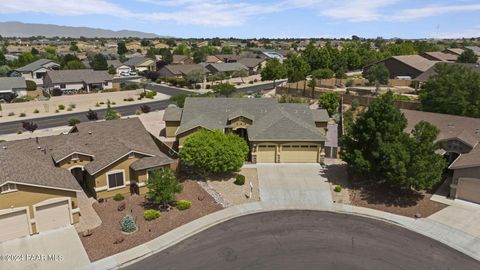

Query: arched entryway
233,128,251,161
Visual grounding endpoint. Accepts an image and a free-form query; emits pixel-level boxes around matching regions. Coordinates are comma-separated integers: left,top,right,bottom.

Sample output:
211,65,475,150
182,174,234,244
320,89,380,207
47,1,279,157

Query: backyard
80,180,222,261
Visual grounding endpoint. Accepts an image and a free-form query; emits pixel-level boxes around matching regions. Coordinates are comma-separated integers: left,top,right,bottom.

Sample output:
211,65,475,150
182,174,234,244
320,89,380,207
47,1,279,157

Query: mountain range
0,21,161,38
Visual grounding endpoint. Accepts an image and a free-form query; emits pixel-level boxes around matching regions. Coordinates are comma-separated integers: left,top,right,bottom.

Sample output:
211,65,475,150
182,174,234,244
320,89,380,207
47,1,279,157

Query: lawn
80,180,223,261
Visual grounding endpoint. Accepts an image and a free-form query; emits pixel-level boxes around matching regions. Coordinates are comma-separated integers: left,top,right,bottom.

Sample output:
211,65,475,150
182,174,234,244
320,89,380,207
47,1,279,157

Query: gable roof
238,57,265,68
421,52,458,62
0,77,26,91
391,55,437,72
45,69,112,84
123,56,153,66
106,60,123,69
161,64,209,76
177,97,326,142
163,107,183,122
15,59,59,72
415,62,480,82
444,48,464,55
206,62,248,73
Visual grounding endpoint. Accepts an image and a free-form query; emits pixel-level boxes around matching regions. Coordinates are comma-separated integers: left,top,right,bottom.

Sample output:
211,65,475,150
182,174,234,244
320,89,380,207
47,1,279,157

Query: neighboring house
363,55,437,79
0,77,27,98
43,69,113,93
171,55,194,65
123,56,156,72
464,46,480,56
415,62,480,83
107,60,131,75
0,118,173,242
443,48,464,56
420,52,458,62
261,50,285,61
205,55,223,64
163,98,328,163
158,64,209,78
238,57,267,75
205,62,248,75
13,59,60,86
402,109,480,204
215,54,241,63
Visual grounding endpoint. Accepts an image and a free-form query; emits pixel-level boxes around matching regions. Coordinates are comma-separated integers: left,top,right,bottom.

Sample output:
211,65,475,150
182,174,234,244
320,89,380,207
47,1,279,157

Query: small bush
234,174,245,185
144,91,157,99
69,103,76,109
143,209,160,221
26,80,37,91
195,84,201,89
112,102,116,105
33,109,39,113
55,109,59,113
19,112,26,117
99,101,105,105
17,130,22,134
8,112,14,116
140,105,151,113
58,104,65,110
11,96,34,103
67,107,73,111
113,193,125,201
254,79,258,82
249,81,254,84
68,117,81,126
120,215,137,233
206,84,211,89
334,185,342,192
52,88,63,96
176,200,192,210
95,102,100,107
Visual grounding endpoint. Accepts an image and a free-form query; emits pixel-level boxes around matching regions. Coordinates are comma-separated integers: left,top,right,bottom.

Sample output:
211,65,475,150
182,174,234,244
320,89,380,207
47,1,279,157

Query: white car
129,71,137,76
120,72,129,77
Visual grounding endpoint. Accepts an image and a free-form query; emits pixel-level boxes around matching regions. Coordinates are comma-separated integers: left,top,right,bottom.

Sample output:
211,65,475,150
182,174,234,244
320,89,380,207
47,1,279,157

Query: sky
0,0,479,38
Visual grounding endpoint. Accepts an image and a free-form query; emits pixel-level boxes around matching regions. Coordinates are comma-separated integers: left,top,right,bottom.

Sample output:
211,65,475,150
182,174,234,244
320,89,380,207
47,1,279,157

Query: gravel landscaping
80,180,223,261
207,168,260,206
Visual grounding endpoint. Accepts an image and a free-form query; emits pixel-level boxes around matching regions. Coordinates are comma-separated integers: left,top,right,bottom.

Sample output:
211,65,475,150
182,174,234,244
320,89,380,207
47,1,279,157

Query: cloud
435,25,480,39
390,3,480,21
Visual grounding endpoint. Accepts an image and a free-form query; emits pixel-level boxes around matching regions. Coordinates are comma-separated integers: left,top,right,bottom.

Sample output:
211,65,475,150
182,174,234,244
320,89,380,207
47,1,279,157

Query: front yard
80,180,223,261
206,168,260,205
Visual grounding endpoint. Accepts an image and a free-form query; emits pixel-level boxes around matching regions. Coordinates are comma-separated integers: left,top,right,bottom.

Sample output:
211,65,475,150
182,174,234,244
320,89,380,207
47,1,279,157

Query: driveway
428,199,480,238
0,226,90,270
257,163,332,206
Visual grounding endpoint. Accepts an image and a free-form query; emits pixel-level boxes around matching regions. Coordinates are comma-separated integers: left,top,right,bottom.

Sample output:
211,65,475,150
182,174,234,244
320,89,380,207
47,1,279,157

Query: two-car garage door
256,144,320,163
35,200,72,232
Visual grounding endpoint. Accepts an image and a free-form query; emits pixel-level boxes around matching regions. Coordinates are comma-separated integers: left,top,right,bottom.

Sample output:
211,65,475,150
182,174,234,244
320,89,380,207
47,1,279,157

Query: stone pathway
74,192,102,233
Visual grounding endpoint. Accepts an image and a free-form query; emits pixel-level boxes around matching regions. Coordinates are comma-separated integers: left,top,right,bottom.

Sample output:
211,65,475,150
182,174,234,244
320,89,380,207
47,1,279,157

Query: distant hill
0,21,162,38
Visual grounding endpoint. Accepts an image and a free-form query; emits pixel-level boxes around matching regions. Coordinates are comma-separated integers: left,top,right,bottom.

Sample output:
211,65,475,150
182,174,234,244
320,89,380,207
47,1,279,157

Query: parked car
120,72,129,77
129,71,137,76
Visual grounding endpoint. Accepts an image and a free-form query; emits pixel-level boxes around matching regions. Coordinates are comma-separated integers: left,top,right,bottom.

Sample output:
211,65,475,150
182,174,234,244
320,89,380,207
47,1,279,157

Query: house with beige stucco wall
0,118,173,242
163,98,329,163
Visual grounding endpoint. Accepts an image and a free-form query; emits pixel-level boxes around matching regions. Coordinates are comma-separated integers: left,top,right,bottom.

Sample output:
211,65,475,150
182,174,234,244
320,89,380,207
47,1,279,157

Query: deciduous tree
147,168,183,207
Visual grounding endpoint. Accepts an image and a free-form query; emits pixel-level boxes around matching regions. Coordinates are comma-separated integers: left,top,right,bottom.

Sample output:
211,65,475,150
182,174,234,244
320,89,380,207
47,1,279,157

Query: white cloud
390,3,480,21
436,25,480,39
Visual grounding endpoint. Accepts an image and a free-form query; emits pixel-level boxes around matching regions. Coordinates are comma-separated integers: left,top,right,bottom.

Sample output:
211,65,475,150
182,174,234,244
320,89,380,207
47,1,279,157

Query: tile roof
45,69,112,84
177,97,326,142
401,109,480,169
392,55,438,72
15,59,58,72
0,77,26,91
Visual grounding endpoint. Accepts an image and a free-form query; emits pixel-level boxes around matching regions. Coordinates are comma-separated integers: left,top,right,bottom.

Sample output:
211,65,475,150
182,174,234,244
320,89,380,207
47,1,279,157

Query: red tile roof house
402,109,480,204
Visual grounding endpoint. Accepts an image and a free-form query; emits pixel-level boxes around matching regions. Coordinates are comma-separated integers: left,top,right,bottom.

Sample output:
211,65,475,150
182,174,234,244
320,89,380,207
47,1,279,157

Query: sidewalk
80,201,480,270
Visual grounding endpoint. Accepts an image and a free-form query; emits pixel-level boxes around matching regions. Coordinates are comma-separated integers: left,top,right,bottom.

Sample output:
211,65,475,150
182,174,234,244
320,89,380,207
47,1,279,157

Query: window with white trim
1,183,17,193
107,171,125,189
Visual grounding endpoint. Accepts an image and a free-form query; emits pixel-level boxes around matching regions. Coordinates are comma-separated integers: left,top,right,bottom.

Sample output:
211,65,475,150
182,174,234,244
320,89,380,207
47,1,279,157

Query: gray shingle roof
415,62,480,82
107,60,123,68
123,56,152,66
45,69,112,84
206,63,248,73
162,64,209,76
15,59,59,72
312,109,330,122
0,77,26,91
163,107,183,122
391,55,437,72
130,156,172,171
177,98,326,142
237,58,265,68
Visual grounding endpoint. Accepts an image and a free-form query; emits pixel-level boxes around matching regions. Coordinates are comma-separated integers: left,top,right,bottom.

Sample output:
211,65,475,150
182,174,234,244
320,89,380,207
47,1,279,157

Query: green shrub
26,80,37,91
206,84,211,89
113,193,124,201
143,209,160,221
176,200,192,210
33,109,39,113
144,91,157,99
17,130,22,134
58,104,65,110
67,107,73,111
120,215,137,233
195,84,201,89
11,96,34,103
334,185,342,192
234,174,245,185
19,112,26,117
99,101,105,105
95,102,100,107
68,118,81,126
8,112,14,116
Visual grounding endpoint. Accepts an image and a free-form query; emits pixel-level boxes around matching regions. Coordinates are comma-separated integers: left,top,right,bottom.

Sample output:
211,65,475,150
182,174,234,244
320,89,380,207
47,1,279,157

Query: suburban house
43,69,113,93
238,57,267,75
13,59,60,86
0,77,27,99
402,109,480,204
158,64,209,78
0,118,173,242
363,55,437,79
205,55,223,63
464,46,480,56
420,52,458,62
215,54,241,63
205,62,248,75
163,98,329,163
443,48,464,56
415,62,480,83
260,50,285,61
172,55,194,65
107,59,131,75
123,56,156,72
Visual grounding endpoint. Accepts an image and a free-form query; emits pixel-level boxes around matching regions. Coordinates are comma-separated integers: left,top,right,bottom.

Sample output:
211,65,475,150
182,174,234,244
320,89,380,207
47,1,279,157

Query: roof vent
88,131,92,135
2,146,6,150
447,123,455,128
37,146,41,150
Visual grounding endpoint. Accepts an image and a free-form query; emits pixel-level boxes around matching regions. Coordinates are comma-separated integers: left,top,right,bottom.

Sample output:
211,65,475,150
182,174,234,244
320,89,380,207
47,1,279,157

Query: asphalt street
124,210,480,270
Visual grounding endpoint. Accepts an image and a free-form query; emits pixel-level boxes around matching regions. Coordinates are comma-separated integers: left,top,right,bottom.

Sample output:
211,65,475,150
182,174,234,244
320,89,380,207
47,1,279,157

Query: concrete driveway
428,199,480,238
257,163,332,206
0,226,90,270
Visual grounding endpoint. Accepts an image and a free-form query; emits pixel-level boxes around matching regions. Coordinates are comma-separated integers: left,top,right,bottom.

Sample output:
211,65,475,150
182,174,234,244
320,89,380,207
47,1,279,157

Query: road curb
77,202,480,270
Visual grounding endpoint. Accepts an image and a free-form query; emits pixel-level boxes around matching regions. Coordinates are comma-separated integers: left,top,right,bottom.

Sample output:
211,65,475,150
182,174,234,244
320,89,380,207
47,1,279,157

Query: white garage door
256,145,276,163
280,145,319,163
35,200,71,232
456,178,480,204
0,208,30,242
